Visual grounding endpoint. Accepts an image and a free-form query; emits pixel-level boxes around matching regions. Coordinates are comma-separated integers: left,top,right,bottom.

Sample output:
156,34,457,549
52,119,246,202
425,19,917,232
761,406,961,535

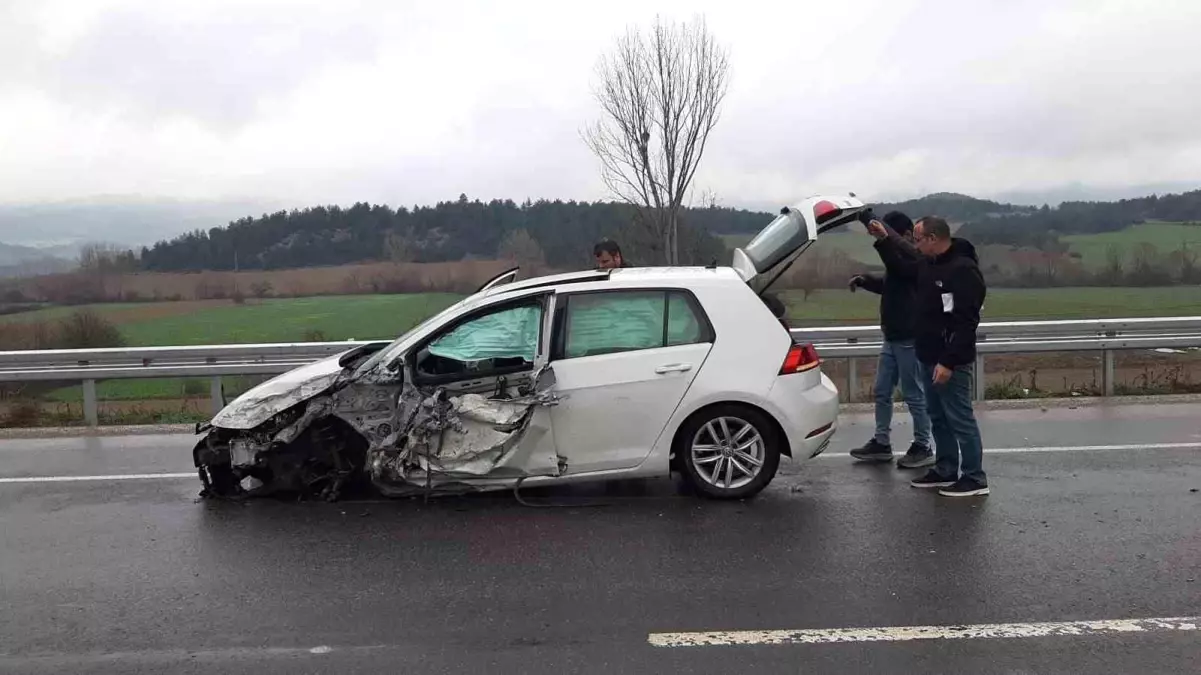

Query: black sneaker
850,439,893,462
910,469,956,489
896,443,934,469
939,478,990,497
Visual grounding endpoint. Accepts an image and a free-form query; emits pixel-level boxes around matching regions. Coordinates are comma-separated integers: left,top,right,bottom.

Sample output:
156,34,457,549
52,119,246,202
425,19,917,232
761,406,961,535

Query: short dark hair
916,216,951,241
593,240,622,257
882,211,913,236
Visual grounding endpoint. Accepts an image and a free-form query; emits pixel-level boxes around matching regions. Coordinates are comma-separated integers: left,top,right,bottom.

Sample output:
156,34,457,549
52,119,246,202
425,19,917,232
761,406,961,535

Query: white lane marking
819,441,1201,458
648,616,1201,648
1,443,1198,484
0,472,195,484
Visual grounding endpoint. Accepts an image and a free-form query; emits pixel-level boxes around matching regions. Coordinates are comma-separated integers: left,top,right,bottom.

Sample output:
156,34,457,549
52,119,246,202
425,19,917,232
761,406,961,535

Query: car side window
416,300,543,379
666,291,705,346
560,290,711,360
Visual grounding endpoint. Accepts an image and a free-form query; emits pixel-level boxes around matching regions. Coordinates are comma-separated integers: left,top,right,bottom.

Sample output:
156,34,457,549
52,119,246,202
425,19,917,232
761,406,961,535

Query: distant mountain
957,189,1201,248
0,197,280,249
991,182,1201,207
876,192,1038,223
137,198,732,271
7,186,1201,276
0,242,76,279
712,192,1038,235
0,241,60,267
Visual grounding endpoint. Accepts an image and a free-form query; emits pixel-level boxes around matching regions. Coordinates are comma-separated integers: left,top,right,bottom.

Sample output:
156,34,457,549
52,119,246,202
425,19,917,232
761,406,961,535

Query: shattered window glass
425,302,542,365
562,291,708,359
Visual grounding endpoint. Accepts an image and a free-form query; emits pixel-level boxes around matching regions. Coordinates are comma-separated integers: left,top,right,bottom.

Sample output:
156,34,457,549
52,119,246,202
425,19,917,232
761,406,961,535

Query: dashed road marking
648,616,1201,647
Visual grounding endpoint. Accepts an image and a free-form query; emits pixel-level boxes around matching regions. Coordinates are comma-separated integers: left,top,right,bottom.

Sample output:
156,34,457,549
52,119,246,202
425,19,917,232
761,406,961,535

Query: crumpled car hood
211,354,346,430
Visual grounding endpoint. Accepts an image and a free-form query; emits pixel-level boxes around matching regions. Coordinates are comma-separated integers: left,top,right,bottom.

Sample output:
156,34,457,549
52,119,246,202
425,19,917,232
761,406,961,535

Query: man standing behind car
865,215,990,497
847,211,934,469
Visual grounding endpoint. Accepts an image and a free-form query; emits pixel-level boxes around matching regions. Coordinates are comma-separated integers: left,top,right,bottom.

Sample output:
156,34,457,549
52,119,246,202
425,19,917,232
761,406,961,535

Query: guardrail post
974,354,985,401
82,379,98,427
210,376,225,415
847,357,859,403
1103,349,1115,396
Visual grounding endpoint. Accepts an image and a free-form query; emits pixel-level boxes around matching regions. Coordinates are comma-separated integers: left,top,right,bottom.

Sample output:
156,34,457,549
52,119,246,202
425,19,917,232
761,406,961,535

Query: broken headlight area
194,399,368,502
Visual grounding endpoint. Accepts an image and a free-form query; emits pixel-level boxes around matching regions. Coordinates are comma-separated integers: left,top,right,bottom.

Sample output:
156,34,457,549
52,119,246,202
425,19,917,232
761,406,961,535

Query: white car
192,195,867,501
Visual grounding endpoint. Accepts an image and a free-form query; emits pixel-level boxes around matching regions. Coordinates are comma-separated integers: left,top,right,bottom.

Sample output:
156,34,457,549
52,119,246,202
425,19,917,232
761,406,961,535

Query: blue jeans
874,340,932,448
918,361,987,484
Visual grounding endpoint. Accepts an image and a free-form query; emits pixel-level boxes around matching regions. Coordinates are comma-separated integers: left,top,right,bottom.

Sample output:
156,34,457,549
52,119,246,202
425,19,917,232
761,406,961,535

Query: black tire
676,404,782,500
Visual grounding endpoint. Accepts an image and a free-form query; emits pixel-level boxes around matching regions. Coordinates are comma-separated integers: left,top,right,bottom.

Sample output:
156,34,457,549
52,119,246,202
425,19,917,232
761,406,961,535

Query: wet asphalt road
2,402,1200,674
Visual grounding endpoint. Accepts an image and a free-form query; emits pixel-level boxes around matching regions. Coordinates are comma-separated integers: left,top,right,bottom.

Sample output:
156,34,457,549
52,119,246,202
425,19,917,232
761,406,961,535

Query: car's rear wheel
677,404,781,500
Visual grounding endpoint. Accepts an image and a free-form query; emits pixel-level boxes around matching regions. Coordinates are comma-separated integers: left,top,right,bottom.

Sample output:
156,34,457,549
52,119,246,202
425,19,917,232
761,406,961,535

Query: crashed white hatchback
192,195,867,501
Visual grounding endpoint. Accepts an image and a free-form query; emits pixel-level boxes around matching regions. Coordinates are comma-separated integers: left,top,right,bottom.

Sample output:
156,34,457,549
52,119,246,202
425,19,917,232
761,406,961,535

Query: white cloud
0,0,1199,217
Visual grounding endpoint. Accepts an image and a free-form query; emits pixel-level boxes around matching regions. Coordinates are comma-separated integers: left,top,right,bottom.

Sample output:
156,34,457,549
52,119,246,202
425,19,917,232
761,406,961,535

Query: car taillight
780,343,821,374
813,200,842,226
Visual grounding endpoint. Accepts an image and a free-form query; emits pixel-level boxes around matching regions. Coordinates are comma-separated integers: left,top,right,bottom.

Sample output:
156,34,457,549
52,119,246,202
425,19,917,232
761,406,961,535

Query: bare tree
583,15,730,265
1175,242,1199,283
1101,244,1125,285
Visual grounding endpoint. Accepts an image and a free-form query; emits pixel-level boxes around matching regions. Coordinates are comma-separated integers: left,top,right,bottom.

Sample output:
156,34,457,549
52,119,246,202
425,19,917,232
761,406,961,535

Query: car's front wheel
677,405,781,500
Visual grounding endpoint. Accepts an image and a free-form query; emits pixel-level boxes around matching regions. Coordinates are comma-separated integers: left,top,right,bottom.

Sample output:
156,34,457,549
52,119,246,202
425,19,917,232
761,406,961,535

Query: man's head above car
593,240,625,269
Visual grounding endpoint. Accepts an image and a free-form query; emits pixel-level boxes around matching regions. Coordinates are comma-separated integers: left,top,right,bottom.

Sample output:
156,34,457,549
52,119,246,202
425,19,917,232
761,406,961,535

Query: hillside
34,186,1201,276
0,198,276,249
957,189,1201,248
139,197,743,271
134,192,1040,273
0,242,76,279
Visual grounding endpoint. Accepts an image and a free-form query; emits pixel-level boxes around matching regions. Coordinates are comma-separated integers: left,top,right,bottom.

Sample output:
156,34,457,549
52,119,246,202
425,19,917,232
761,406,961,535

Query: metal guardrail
794,316,1201,402
2,318,1200,426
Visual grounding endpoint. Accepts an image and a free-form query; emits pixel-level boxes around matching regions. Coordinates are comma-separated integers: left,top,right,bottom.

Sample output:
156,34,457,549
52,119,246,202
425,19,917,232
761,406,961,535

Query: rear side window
557,290,712,360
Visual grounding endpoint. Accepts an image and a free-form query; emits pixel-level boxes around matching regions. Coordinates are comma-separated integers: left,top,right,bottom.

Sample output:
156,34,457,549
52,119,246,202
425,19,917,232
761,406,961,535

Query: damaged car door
542,289,714,474
372,292,564,493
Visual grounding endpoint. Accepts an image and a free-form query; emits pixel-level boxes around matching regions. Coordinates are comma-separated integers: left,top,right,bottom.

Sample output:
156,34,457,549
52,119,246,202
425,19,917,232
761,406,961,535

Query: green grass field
2,293,463,345
782,286,1201,325
1063,222,1201,267
6,294,463,404
14,285,1199,405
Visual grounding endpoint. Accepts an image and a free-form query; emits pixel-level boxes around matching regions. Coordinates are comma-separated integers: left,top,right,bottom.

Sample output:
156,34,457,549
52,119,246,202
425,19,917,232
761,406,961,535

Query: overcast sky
2,0,1200,211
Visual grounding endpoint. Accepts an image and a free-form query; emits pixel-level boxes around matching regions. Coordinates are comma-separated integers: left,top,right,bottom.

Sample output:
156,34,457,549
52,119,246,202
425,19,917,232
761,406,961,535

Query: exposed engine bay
192,348,565,502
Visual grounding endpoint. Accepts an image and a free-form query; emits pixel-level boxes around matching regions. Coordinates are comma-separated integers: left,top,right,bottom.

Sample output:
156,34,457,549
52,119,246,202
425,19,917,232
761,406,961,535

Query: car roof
474,266,743,304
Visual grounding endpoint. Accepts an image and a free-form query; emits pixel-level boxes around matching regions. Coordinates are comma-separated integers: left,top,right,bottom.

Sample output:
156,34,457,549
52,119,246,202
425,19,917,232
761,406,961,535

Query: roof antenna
706,258,717,269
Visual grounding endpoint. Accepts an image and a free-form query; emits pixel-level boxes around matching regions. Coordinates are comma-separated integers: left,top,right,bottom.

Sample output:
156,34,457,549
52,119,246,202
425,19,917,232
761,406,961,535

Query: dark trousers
918,361,986,484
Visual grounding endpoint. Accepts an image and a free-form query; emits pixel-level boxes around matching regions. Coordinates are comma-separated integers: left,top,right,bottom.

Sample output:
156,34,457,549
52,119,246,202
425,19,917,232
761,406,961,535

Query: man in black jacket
847,211,933,469
866,215,990,497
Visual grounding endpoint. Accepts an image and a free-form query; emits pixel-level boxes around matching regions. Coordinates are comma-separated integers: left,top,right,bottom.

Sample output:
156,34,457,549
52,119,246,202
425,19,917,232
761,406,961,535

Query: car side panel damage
194,365,564,501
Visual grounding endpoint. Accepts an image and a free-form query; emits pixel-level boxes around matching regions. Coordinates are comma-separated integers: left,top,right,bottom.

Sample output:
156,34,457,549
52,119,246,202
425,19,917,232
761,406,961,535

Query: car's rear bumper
764,370,840,462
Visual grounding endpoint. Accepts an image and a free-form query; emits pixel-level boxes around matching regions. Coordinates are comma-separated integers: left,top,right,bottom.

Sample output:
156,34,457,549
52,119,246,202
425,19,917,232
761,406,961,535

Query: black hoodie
857,241,918,341
874,232,987,368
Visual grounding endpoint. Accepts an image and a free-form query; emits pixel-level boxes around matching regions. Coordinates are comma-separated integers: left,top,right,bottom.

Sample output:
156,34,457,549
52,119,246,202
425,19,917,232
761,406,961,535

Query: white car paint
198,194,866,500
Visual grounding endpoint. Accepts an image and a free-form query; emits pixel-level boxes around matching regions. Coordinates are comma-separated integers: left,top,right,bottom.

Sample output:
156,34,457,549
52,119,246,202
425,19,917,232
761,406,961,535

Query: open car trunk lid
733,194,868,295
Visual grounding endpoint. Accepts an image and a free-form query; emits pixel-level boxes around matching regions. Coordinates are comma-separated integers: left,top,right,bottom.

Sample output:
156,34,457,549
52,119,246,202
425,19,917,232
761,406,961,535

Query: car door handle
655,363,693,374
